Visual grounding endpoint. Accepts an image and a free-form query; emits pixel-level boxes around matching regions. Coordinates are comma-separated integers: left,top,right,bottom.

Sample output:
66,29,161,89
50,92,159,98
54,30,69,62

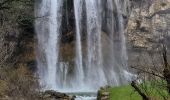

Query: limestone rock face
127,0,170,50
127,0,170,67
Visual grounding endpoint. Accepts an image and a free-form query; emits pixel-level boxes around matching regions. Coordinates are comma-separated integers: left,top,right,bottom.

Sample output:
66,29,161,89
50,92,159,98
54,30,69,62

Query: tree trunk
131,81,149,100
162,45,170,94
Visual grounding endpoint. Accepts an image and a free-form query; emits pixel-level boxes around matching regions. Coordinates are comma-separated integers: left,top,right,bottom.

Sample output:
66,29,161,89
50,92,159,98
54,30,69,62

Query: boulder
97,89,110,100
41,90,75,100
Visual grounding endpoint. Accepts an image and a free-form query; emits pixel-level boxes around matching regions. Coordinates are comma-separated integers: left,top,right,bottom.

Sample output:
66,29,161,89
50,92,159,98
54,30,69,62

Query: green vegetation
108,85,142,100
0,65,40,99
100,81,170,100
139,81,169,100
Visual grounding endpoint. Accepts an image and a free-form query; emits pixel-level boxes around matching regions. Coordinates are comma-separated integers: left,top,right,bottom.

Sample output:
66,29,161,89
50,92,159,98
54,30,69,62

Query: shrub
0,64,40,99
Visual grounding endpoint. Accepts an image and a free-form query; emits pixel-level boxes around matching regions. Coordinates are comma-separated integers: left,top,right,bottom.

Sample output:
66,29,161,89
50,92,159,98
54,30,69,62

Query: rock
101,96,109,100
26,60,37,71
128,0,170,50
127,0,170,67
101,92,109,96
41,90,75,100
97,89,110,100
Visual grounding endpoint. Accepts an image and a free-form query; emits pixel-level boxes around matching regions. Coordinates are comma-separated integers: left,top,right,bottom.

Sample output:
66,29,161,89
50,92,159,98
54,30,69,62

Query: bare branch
131,66,164,79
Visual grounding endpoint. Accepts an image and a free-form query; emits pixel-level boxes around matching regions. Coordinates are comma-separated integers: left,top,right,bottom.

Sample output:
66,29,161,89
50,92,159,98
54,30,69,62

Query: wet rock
26,60,37,71
97,89,110,100
41,90,75,100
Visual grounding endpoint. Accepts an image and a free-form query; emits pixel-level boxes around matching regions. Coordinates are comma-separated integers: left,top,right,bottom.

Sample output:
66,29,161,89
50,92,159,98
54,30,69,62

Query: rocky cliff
0,0,170,99
127,0,170,66
0,0,170,73
0,0,35,69
128,0,170,49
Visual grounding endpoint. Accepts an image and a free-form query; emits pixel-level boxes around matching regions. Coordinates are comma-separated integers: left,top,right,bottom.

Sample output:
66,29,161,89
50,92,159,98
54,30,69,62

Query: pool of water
67,92,97,100
75,96,96,100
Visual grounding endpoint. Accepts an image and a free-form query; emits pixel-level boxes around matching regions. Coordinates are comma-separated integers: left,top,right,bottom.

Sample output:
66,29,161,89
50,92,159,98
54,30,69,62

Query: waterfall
85,0,107,88
35,0,63,90
74,0,85,87
35,0,130,91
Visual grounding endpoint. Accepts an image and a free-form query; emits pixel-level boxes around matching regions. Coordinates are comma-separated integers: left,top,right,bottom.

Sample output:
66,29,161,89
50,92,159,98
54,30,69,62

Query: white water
67,92,97,100
35,0,63,90
75,96,96,100
35,0,130,92
85,0,107,88
74,0,85,88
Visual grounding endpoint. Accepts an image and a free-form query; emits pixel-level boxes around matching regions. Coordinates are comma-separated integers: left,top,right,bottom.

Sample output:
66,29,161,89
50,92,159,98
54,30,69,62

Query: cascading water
35,0,63,90
74,0,85,88
35,0,131,92
85,0,107,88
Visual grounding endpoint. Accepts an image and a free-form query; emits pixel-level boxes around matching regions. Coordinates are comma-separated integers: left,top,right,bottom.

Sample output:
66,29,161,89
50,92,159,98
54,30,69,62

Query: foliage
139,81,169,100
106,82,170,100
105,85,142,100
0,0,35,66
0,0,34,33
0,64,40,99
0,0,34,10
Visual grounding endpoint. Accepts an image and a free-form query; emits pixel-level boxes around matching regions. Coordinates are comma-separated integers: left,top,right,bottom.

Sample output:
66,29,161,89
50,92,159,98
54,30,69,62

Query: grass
108,85,142,100
101,81,170,100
